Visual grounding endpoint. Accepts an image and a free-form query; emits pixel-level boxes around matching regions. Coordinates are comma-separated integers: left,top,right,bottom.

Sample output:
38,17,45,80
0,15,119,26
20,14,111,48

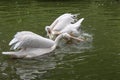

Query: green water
0,0,120,80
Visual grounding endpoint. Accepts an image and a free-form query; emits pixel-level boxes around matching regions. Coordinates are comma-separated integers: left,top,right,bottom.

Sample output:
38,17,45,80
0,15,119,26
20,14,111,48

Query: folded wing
9,31,54,50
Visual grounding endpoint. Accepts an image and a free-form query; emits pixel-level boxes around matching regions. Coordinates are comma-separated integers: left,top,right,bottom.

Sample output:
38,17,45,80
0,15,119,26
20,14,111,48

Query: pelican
48,18,85,42
45,13,79,39
2,31,81,58
60,18,84,37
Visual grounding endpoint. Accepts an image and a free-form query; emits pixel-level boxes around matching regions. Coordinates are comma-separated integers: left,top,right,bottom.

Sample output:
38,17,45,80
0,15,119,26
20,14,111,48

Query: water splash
55,32,93,54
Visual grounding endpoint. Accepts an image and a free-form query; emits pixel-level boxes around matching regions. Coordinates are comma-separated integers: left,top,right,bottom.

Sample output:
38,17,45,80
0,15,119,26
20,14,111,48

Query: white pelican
45,13,79,39
60,18,84,37
48,18,85,42
2,31,81,58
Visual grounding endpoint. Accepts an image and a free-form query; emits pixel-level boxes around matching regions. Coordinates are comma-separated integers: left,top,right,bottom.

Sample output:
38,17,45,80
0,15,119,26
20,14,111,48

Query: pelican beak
49,31,61,40
70,36,84,42
52,31,61,35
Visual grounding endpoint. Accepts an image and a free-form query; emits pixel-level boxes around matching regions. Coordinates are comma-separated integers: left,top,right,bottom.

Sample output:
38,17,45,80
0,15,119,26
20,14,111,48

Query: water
0,0,120,80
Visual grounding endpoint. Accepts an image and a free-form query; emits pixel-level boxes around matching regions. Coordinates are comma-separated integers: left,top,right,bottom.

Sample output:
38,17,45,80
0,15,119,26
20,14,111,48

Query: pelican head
45,26,51,36
45,26,51,33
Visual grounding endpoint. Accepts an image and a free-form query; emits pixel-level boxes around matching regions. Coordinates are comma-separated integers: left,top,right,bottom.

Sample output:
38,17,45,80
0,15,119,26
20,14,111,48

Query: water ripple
14,57,56,80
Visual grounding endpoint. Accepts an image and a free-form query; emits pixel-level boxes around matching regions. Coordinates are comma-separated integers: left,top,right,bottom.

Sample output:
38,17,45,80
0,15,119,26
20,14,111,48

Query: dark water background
0,0,120,80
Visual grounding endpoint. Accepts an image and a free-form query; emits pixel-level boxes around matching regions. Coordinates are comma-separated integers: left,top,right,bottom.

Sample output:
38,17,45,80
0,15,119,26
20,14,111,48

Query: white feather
13,42,22,50
9,31,55,50
2,32,71,58
60,18,84,37
45,13,78,39
9,38,18,46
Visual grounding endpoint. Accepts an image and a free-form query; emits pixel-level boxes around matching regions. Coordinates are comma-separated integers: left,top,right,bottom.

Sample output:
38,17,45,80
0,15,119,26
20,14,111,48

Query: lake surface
0,0,120,80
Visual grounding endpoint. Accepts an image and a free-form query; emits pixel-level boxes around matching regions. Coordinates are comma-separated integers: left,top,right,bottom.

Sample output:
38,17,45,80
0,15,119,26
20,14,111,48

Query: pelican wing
73,18,84,29
49,13,70,30
52,15,75,31
46,14,68,31
50,13,76,31
9,31,54,50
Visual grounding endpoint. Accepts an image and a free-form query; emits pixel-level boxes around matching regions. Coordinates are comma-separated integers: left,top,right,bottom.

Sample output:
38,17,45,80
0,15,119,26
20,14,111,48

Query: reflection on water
15,57,56,80
0,0,120,80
